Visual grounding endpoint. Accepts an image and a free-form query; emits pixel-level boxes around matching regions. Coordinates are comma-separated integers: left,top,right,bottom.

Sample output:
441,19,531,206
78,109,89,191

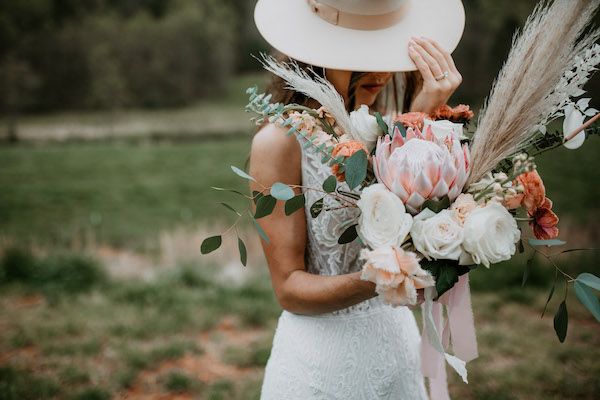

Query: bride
249,0,466,398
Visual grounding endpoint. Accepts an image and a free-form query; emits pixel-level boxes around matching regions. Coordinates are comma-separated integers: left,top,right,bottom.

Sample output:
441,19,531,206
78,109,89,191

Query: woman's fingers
410,39,443,80
412,37,462,89
428,38,462,84
412,36,450,76
409,44,435,83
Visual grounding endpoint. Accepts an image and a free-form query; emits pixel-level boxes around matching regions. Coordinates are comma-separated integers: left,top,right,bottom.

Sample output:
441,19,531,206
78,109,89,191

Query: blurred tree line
0,0,598,118
0,0,265,115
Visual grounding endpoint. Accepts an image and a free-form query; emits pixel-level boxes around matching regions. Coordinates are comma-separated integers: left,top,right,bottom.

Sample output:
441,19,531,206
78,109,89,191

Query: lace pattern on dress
295,134,375,315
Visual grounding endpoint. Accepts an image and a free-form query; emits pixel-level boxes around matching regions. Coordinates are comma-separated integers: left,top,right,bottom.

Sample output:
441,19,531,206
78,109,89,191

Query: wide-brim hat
254,0,465,72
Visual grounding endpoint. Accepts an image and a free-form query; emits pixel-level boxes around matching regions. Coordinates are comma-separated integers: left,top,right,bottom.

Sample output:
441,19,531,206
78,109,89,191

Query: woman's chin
355,92,378,108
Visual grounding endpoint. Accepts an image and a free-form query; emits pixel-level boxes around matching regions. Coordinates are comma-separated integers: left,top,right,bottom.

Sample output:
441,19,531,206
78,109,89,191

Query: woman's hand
408,36,462,114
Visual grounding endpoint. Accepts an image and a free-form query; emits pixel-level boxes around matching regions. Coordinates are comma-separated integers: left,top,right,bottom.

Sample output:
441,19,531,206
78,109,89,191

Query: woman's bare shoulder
250,123,301,182
251,123,299,157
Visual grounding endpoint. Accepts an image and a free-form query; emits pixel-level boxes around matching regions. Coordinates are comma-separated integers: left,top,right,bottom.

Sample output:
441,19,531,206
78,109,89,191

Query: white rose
357,184,413,249
423,118,466,140
462,201,521,267
411,208,464,260
350,105,382,152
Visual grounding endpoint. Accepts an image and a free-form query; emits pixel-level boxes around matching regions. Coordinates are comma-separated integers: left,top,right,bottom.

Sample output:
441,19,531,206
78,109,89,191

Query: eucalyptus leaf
344,150,368,190
254,195,277,219
576,272,600,291
323,175,337,193
553,300,568,343
528,238,566,247
422,196,451,213
238,237,247,266
252,191,264,205
251,217,270,243
422,260,459,298
220,202,241,216
393,122,407,138
310,198,324,218
271,182,295,201
338,224,358,244
574,281,600,322
211,187,248,198
522,257,533,287
285,194,305,216
231,166,256,182
374,112,389,136
201,236,222,255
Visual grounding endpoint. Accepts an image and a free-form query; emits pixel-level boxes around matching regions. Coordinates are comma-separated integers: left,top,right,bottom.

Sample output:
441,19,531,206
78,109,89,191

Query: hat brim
255,0,465,72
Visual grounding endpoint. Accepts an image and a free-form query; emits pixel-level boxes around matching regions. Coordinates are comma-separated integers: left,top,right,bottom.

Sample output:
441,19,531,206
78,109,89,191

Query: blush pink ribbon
420,273,479,400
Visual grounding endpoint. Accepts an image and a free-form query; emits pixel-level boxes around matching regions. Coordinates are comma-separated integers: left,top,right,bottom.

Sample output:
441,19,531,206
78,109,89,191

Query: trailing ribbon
420,273,479,400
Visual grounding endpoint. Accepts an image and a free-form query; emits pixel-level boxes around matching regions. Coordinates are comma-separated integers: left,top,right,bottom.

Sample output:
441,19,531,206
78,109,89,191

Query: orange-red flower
503,170,546,213
331,140,368,182
430,104,474,123
529,197,560,240
393,112,427,130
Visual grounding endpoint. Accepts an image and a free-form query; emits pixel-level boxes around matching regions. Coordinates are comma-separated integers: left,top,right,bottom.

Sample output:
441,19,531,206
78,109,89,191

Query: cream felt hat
254,0,465,72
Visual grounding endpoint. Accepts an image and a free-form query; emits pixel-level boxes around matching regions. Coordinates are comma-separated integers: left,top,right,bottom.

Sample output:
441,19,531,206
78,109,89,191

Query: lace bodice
297,135,364,276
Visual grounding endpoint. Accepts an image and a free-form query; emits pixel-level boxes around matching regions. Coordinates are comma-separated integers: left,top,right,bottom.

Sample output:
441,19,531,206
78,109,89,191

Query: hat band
307,0,410,31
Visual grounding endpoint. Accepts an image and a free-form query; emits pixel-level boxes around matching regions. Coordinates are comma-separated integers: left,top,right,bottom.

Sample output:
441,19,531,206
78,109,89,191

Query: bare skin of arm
249,123,377,315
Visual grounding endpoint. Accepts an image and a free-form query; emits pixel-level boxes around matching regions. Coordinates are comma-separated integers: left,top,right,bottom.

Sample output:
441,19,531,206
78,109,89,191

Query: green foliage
231,165,256,182
68,387,111,400
0,248,107,295
344,150,368,190
201,236,222,255
574,279,600,322
0,0,237,111
270,182,294,201
251,217,270,243
223,340,272,368
322,175,337,193
254,194,277,219
284,194,305,216
422,196,451,213
0,366,60,400
338,224,358,245
374,112,389,136
528,238,567,247
554,300,568,343
310,198,324,218
161,370,201,393
237,237,247,266
422,260,471,298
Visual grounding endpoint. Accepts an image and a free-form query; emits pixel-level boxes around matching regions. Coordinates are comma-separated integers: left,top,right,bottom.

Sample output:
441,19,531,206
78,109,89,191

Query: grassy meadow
0,74,599,399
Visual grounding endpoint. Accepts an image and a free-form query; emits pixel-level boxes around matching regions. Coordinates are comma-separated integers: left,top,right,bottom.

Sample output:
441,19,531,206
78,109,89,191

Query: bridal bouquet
203,0,600,392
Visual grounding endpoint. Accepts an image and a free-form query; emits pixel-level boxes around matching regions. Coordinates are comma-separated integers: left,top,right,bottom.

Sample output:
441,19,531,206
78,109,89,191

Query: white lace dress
260,135,429,400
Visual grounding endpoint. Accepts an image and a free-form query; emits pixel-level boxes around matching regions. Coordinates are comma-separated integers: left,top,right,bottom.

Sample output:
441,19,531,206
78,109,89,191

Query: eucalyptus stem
528,243,576,282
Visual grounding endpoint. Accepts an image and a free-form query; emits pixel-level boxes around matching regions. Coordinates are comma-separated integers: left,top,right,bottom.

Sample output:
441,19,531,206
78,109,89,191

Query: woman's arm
249,123,377,315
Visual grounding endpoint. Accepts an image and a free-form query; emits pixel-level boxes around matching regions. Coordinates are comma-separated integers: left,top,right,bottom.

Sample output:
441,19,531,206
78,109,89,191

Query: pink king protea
373,126,470,214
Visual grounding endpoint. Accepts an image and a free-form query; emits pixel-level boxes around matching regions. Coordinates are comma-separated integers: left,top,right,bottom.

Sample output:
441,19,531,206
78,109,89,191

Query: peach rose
394,112,427,130
288,111,318,134
504,170,546,213
360,246,435,306
450,193,479,225
529,197,560,240
430,104,474,123
331,140,368,182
